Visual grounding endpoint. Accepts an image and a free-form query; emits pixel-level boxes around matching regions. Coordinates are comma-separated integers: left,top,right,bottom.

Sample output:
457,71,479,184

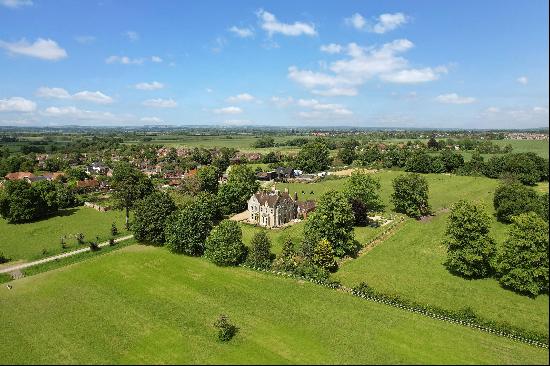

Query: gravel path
0,235,134,275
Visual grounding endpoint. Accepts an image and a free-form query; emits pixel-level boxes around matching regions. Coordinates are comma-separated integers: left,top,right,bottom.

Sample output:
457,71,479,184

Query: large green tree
0,180,44,223
217,164,259,214
343,170,384,226
132,191,177,245
295,139,332,173
204,220,246,266
197,165,219,194
302,190,358,258
111,162,154,229
497,212,549,296
444,200,496,278
245,230,273,268
391,173,431,218
493,181,544,223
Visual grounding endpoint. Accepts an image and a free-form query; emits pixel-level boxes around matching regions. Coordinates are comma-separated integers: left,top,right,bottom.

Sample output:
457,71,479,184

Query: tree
405,152,433,173
111,162,154,229
33,180,59,215
443,200,496,278
440,150,464,172
217,164,259,214
204,220,246,266
343,170,384,225
245,230,273,268
295,139,332,173
132,191,177,245
313,238,337,272
0,180,44,223
493,181,543,223
540,193,549,222
164,199,215,256
272,237,297,271
302,191,358,258
252,136,275,148
337,140,357,165
497,212,549,296
391,173,431,218
197,165,219,194
427,136,440,150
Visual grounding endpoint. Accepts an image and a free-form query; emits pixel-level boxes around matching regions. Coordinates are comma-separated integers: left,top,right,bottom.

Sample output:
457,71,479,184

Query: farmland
0,245,547,364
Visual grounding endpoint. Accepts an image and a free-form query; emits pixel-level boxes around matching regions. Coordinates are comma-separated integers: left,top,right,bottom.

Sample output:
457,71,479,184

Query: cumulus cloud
0,0,33,8
345,13,367,30
270,96,294,107
36,87,113,104
124,31,139,42
320,43,343,54
297,98,352,119
151,56,163,63
257,9,317,37
517,76,528,85
226,93,255,103
371,13,408,34
142,98,177,108
229,26,254,38
435,93,476,104
134,81,164,90
0,97,36,112
105,55,144,65
214,106,243,114
0,38,67,60
289,39,447,95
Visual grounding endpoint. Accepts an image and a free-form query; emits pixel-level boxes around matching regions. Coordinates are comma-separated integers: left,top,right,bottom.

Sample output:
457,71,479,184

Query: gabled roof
252,191,294,208
5,172,35,180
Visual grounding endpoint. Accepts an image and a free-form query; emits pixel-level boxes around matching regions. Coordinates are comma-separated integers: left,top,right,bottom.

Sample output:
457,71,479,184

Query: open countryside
1,1,549,365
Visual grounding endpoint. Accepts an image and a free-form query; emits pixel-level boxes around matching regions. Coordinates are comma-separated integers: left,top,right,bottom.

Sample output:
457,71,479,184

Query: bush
0,251,10,264
493,181,543,223
133,191,177,245
75,233,85,245
109,238,116,246
213,314,238,342
443,200,496,278
110,222,118,237
272,237,298,272
245,230,273,269
497,212,549,296
313,239,337,272
89,241,100,251
391,173,431,218
204,220,246,266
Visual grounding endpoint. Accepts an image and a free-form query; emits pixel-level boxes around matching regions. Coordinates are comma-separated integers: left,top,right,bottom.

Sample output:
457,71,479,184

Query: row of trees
0,180,80,223
444,200,548,296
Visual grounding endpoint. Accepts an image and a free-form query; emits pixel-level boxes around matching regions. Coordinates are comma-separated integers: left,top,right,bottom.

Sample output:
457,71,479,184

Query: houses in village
247,188,316,228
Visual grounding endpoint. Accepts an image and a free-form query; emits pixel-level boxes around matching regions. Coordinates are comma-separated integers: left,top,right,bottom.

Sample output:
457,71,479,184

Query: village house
5,171,35,181
86,162,110,175
247,188,316,228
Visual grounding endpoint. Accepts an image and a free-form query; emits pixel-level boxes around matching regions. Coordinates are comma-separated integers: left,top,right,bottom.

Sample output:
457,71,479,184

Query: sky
0,0,548,129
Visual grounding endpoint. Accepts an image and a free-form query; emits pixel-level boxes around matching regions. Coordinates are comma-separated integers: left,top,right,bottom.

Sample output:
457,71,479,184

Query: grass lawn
0,245,546,364
493,139,549,158
0,206,129,262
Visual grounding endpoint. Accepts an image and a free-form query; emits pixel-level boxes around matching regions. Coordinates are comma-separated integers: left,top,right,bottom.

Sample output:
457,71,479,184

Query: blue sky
0,0,548,128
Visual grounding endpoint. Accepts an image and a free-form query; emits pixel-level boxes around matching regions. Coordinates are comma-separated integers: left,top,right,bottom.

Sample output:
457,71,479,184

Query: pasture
0,206,128,262
0,245,546,364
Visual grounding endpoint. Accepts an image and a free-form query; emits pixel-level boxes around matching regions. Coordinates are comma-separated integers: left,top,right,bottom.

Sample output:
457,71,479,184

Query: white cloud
124,31,139,42
140,116,164,124
270,96,294,107
226,93,255,103
320,43,343,54
297,98,353,118
135,81,164,90
372,13,408,34
345,13,366,30
479,105,549,128
105,55,144,65
142,98,177,108
0,38,67,60
36,87,71,99
0,0,32,8
72,91,113,104
36,87,113,104
289,39,447,95
41,106,116,121
74,35,96,44
151,56,163,63
517,76,528,85
0,97,36,112
229,26,254,38
257,9,317,37
214,106,243,114
435,93,476,104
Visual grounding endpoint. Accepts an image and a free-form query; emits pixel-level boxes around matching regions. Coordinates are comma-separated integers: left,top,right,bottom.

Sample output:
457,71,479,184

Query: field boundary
240,264,549,349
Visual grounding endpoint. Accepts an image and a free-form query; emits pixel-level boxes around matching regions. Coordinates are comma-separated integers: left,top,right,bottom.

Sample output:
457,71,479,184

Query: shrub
204,220,246,266
75,233,85,245
493,180,543,223
245,230,273,269
110,222,118,237
391,173,431,218
497,212,549,296
0,251,10,264
89,241,99,251
133,191,177,245
213,314,238,342
272,237,298,272
109,238,116,246
443,200,496,278
313,239,337,272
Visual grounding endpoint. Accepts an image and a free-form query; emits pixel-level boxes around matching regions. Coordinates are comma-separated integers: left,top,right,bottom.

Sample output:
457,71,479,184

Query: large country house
247,189,315,228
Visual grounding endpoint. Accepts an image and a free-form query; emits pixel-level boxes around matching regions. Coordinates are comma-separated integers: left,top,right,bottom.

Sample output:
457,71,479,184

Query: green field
0,207,128,262
0,245,546,364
